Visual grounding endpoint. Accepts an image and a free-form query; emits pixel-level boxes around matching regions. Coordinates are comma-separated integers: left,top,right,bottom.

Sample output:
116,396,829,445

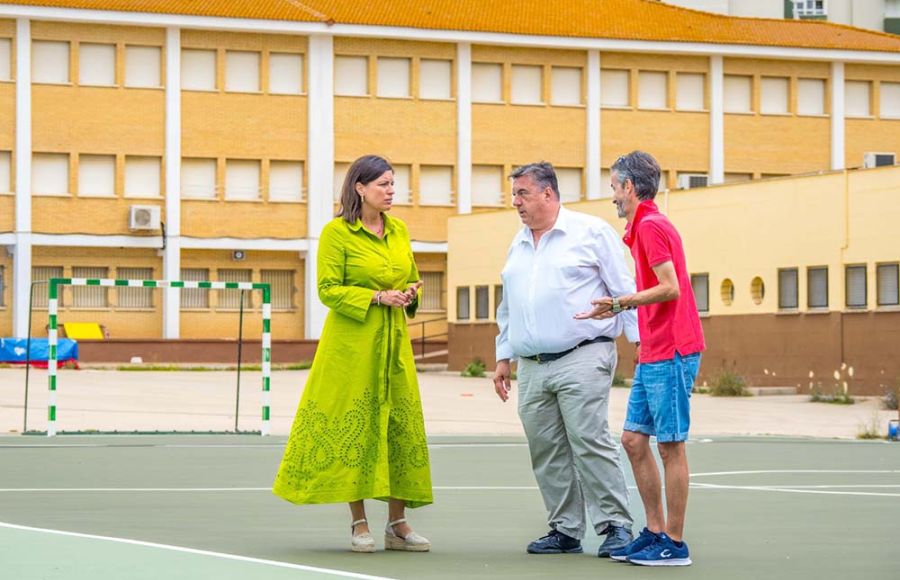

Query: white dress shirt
496,206,640,361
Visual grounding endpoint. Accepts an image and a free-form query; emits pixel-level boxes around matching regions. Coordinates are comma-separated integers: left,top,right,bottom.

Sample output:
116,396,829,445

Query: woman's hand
377,290,411,308
402,281,424,304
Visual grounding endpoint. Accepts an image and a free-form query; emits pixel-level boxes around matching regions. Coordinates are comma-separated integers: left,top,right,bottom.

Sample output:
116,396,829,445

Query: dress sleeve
317,223,376,323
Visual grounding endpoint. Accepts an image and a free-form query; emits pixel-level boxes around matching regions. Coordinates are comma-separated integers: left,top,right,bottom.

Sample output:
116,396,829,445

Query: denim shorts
623,352,701,443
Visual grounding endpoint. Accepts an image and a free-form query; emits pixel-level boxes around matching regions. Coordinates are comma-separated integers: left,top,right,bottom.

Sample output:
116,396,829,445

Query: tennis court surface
1,434,897,580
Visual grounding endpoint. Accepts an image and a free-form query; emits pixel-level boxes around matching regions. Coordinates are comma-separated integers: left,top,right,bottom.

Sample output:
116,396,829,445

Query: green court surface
1,435,897,580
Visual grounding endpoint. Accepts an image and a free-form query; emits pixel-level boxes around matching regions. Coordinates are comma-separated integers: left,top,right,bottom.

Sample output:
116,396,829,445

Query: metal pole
234,289,245,433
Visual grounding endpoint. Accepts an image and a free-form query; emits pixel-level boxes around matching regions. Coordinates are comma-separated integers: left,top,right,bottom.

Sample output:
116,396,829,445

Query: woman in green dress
273,155,433,553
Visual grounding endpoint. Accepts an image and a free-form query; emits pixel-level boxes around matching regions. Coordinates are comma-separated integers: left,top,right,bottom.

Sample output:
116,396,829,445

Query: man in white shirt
493,162,640,558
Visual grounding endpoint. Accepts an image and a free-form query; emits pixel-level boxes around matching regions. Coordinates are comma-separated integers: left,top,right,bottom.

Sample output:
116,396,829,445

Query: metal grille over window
877,264,899,306
32,266,64,308
807,267,828,308
421,272,443,311
261,270,295,310
778,268,799,309
180,268,209,309
117,267,153,309
72,267,109,308
691,274,709,313
456,287,470,321
475,285,490,320
845,265,867,308
218,269,252,309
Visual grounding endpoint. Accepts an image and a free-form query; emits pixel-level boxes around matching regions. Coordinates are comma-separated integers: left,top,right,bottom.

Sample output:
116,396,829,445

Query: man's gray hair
509,162,559,200
611,151,661,201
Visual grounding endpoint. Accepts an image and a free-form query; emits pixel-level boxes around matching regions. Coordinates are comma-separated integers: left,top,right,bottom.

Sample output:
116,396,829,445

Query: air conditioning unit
863,152,896,169
677,174,709,189
128,205,161,231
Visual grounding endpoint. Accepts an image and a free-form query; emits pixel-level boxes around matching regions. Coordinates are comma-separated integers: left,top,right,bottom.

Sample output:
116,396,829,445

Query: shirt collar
514,206,568,246
347,213,396,235
623,200,659,248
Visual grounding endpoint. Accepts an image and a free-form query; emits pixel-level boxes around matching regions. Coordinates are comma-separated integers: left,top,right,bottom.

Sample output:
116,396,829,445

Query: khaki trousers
517,341,632,539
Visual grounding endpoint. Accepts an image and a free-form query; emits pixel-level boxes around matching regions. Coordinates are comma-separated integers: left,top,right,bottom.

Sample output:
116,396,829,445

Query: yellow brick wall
32,196,164,236
844,64,900,169
0,196,12,231
179,249,305,340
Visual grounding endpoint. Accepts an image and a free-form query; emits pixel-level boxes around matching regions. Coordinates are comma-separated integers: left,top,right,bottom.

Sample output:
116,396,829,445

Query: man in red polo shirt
575,151,705,567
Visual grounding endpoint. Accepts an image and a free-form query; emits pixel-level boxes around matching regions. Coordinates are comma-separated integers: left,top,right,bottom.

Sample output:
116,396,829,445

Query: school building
0,0,898,368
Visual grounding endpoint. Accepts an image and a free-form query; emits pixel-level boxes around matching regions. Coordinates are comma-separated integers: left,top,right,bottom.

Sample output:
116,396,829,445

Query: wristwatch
611,296,623,314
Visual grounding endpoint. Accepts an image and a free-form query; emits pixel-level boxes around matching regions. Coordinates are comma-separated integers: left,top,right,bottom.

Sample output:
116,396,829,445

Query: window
261,270,295,310
32,266,64,308
494,284,503,316
269,52,303,95
676,73,704,111
32,153,69,195
601,69,629,107
377,57,410,98
181,49,216,91
32,41,69,84
181,268,209,309
511,65,542,105
880,82,900,118
124,156,161,198
181,158,217,199
78,155,115,197
556,168,583,203
720,278,734,306
419,59,452,100
877,263,899,306
225,159,260,200
0,151,10,193
472,63,502,103
750,276,765,305
225,51,260,93
334,55,367,96
797,78,826,116
691,274,709,313
419,165,453,206
475,285,490,320
845,265,867,309
724,75,752,113
79,43,115,86
117,267,153,309
72,266,109,308
269,160,303,202
807,267,828,308
792,0,826,17
760,77,789,115
333,162,350,203
421,271,443,311
551,66,581,106
778,268,799,309
392,164,412,205
456,286,470,320
217,269,252,309
0,38,10,81
125,46,161,88
472,165,503,206
845,81,871,118
638,71,667,110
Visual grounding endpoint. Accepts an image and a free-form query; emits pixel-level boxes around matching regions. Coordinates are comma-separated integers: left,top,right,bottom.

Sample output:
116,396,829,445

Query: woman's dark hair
337,155,393,223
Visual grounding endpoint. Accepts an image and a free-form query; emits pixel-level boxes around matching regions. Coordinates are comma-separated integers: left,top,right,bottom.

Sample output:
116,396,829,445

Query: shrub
461,359,486,378
857,412,886,440
883,385,899,411
709,369,750,397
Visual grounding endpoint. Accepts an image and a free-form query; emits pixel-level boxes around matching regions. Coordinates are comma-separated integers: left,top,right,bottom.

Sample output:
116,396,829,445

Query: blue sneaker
526,529,583,554
597,524,633,558
610,527,659,562
627,532,692,566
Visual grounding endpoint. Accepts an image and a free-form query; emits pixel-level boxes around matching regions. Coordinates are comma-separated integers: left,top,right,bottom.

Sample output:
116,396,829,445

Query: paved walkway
0,368,894,438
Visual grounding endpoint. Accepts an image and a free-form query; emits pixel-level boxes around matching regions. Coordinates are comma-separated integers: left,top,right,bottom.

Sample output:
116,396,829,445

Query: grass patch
461,359,486,378
857,412,886,440
809,389,855,405
709,369,751,397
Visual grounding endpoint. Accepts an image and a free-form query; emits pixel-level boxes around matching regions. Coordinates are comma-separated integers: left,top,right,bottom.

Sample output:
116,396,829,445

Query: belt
521,336,613,364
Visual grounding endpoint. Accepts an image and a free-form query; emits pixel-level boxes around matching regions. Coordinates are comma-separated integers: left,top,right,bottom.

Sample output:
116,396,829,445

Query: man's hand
493,359,512,402
634,342,641,365
573,296,616,320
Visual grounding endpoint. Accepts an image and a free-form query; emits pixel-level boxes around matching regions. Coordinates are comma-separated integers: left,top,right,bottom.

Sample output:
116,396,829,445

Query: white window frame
418,59,452,100
124,156,162,198
225,50,261,93
268,160,304,202
78,43,116,87
510,64,543,105
77,154,116,197
334,55,368,97
181,157,217,200
268,52,304,95
471,62,503,103
32,41,70,85
124,45,162,89
181,49,216,92
32,153,70,196
376,57,411,99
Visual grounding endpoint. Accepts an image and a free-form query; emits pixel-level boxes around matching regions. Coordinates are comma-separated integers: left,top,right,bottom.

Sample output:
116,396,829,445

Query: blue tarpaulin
0,338,79,368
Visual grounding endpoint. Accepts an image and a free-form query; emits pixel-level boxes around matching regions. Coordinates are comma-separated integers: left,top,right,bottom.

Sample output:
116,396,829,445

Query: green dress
272,214,433,508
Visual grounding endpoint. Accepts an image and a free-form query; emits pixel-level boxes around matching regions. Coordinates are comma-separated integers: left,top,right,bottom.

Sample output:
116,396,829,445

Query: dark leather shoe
597,524,633,557
526,529,583,554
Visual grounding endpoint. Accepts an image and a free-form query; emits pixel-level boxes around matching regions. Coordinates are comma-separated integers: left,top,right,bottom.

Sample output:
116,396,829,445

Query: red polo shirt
624,201,705,363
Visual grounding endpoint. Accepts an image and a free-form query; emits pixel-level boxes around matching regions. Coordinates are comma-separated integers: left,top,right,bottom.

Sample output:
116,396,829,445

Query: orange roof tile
1,0,899,53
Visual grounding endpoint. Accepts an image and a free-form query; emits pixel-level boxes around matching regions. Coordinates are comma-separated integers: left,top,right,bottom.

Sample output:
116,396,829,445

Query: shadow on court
1,435,897,579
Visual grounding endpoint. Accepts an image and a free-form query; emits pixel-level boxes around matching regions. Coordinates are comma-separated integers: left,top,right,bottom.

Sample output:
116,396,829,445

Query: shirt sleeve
317,222,376,323
639,219,673,268
594,223,641,343
495,284,513,361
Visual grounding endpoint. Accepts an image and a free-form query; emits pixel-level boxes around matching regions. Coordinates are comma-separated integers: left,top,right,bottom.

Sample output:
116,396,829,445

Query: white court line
691,469,900,477
0,521,396,580
689,483,900,498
